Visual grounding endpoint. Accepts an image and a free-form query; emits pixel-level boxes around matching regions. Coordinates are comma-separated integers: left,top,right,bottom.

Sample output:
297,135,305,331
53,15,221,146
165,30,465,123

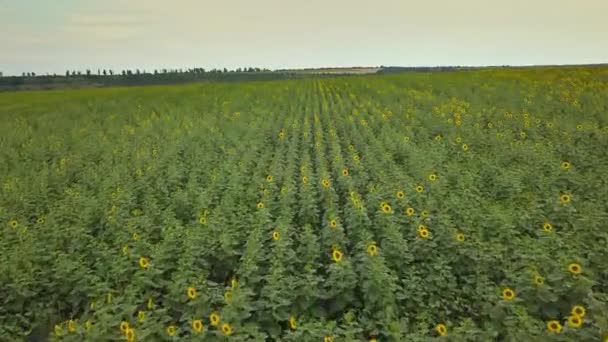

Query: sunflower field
1,66,608,341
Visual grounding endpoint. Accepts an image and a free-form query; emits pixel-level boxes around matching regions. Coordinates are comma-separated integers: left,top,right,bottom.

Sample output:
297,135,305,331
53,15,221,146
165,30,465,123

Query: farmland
1,66,608,341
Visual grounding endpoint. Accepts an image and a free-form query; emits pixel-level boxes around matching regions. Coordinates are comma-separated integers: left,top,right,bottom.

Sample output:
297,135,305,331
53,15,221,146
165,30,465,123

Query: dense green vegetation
1,66,608,341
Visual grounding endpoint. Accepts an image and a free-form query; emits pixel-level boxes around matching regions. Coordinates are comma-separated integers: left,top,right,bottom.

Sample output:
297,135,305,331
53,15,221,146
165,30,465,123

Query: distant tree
72,71,77,76
109,70,114,75
127,70,133,75
103,69,107,76
86,69,91,76
136,69,140,75
77,71,82,76
121,70,126,76
97,69,100,75
0,71,3,77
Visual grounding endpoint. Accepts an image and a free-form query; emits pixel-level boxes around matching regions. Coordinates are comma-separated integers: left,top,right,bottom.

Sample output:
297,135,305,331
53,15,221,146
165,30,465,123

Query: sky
1,0,607,75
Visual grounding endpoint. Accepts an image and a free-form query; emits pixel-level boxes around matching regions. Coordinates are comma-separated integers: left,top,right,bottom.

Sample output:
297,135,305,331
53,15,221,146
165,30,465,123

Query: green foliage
1,66,608,341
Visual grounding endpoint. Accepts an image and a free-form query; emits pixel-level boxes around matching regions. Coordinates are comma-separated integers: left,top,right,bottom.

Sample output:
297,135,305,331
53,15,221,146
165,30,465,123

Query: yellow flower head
9,220,18,229
415,185,424,193
138,311,145,323
560,193,571,204
436,323,447,336
534,275,544,286
199,216,207,225
187,287,197,300
224,290,233,303
561,161,571,170
192,319,203,333
37,217,44,224
502,288,515,300
257,202,264,209
210,313,220,326
272,231,280,241
138,257,149,269
302,176,309,184
332,249,343,263
567,315,582,328
572,305,585,317
68,320,77,333
428,173,438,182
289,316,297,330
421,210,429,217
435,135,442,141
147,298,153,310
456,233,465,242
84,320,92,331
132,232,140,241
322,179,330,188
324,336,334,342
126,328,135,342
329,219,337,228
367,243,378,257
120,321,130,334
396,191,405,199
278,131,285,139
380,203,392,214
418,228,429,239
266,175,273,182
542,222,553,232
341,169,349,177
231,278,238,289
568,263,582,275
576,124,583,130
455,137,462,143
54,323,63,336
405,207,415,216
221,323,233,336
166,325,177,337
547,320,562,333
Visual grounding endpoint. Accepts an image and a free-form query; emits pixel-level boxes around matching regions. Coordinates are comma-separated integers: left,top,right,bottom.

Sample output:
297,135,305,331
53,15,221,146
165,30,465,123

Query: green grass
1,66,608,341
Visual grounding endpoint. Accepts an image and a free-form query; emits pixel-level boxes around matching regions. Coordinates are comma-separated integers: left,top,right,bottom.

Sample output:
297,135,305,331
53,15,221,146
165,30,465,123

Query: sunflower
278,131,285,139
418,228,429,239
36,217,44,224
272,231,280,241
367,243,378,257
428,173,438,182
199,216,207,225
266,175,273,182
192,319,203,333
567,315,582,328
369,339,377,342
435,135,442,141
68,320,77,333
9,219,18,229
534,275,544,286
547,320,562,333
329,219,337,228
542,222,553,232
132,232,139,241
455,137,462,143
576,124,583,130
561,161,571,169
257,202,264,209
381,203,392,214
421,210,429,217
187,287,197,300
342,169,349,177
231,278,238,288
396,191,405,199
166,325,177,337
502,288,515,300
221,323,233,336
462,144,469,151
322,179,330,188
125,328,135,341
332,249,343,263
122,246,129,256
302,176,309,184
324,336,334,342
456,233,465,242
85,320,92,331
54,324,63,336
138,257,149,269
436,323,447,336
289,316,297,329
519,131,526,139
210,313,220,326
417,224,427,231
405,207,415,216
224,290,233,303
353,155,360,162
147,298,153,310
560,194,571,204
415,185,424,193
568,263,582,275
137,311,145,323
572,305,585,317
120,321,130,334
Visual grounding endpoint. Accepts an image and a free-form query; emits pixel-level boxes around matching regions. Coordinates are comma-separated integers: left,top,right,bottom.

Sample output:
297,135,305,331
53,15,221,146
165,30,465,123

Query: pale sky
1,0,607,75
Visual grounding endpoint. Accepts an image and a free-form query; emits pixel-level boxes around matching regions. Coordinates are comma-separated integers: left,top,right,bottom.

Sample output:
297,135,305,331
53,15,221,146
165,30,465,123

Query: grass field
1,66,608,341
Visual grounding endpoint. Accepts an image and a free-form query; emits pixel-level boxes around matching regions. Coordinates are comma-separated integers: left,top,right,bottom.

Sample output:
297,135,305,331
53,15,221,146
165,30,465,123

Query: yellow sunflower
415,185,424,193
324,336,334,342
272,231,280,241
571,305,585,317
85,320,92,331
502,288,515,300
547,320,562,333
224,290,233,303
568,263,582,275
418,228,429,239
341,169,349,177
421,210,429,217
322,179,330,188
257,202,264,209
210,313,220,326
221,323,233,336
462,144,469,151
456,233,465,242
456,137,462,143
332,249,343,263
9,219,18,229
147,298,153,310
36,217,44,224
302,176,309,184
561,161,571,170
560,193,571,204
120,321,130,334
567,315,582,328
329,219,337,228
187,286,197,300
436,323,447,336
138,257,149,269
428,173,438,182
381,203,392,214
137,311,145,323
405,207,415,216
435,135,442,141
192,319,203,333
231,278,238,289
68,320,77,333
266,175,273,182
542,222,553,232
367,243,378,257
166,325,177,337
126,328,135,342
289,316,297,330
396,191,405,199
534,275,544,286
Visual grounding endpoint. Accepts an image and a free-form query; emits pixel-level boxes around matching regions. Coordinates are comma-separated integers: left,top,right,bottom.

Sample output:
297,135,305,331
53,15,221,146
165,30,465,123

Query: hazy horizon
2,0,607,76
